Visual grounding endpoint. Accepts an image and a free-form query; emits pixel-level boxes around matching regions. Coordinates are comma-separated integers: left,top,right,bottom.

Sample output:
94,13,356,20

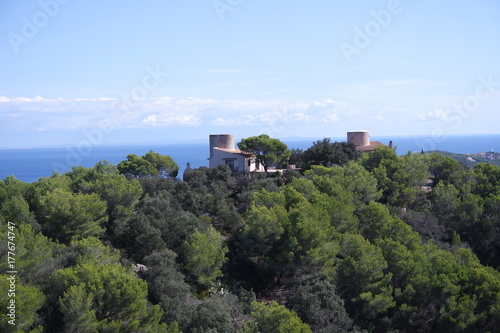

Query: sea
1,134,499,183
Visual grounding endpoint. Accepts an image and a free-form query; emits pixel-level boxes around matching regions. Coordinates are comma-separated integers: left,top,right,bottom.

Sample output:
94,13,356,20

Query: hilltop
426,150,500,167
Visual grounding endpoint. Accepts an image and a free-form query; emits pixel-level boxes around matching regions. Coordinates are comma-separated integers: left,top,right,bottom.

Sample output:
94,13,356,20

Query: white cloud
0,96,351,132
141,114,201,127
416,108,449,121
73,97,118,102
307,98,346,123
12,97,34,103
211,117,226,126
323,113,340,123
32,96,47,102
207,98,347,127
0,96,49,103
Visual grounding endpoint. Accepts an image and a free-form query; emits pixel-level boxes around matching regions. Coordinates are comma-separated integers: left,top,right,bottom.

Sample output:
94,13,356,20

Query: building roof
355,141,386,152
213,147,254,157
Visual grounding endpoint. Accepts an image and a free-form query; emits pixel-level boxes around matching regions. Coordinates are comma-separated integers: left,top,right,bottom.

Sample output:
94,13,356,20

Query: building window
225,159,235,170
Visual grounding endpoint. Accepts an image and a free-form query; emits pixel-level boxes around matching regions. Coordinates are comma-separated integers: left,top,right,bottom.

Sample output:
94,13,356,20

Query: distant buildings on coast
204,130,389,174
208,134,265,174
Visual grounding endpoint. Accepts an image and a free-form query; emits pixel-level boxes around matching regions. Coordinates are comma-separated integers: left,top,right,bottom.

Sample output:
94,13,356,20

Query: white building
208,134,265,173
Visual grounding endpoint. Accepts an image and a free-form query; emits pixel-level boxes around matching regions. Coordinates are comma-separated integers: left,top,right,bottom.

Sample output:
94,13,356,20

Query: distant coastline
1,134,499,183
426,150,500,167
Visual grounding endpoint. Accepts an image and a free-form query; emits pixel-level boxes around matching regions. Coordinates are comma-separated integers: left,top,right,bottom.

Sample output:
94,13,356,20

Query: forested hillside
426,150,500,167
1,147,499,333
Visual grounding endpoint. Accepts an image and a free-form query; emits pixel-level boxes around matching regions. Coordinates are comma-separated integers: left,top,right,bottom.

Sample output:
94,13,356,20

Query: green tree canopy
51,263,168,333
67,161,143,222
360,147,429,207
67,237,121,266
302,138,360,169
286,275,354,332
0,195,37,228
0,223,60,289
336,234,395,321
473,162,500,198
427,152,466,186
38,188,108,244
189,298,235,333
237,134,291,173
118,150,179,178
182,226,228,287
143,249,194,328
0,274,45,333
4,141,500,332
0,175,30,203
243,301,313,333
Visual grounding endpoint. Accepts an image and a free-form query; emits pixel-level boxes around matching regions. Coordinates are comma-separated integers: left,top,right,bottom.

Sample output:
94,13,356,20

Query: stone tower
209,134,235,158
347,130,370,147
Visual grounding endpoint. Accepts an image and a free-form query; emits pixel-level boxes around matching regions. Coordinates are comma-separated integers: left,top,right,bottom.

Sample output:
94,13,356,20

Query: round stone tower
209,134,235,158
347,130,370,146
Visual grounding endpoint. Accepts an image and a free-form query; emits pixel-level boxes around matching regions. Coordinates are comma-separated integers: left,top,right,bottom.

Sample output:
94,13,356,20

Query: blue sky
1,0,499,148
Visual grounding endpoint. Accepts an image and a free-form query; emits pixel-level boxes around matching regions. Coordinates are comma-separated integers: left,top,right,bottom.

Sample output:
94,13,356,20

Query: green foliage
342,162,382,203
68,161,143,222
427,150,500,167
67,237,121,266
431,182,460,224
51,263,167,332
288,148,304,168
304,171,360,233
286,275,354,332
143,150,180,177
336,234,395,321
38,188,108,244
3,144,500,332
237,134,291,172
112,190,205,262
114,214,167,262
427,152,467,186
0,175,29,199
118,152,162,177
398,209,446,246
287,200,335,260
0,176,31,222
27,173,72,213
243,301,313,333
236,182,343,284
361,148,430,207
189,298,235,333
0,274,45,333
183,226,228,287
0,223,60,288
302,138,360,169
143,250,194,328
59,284,99,333
0,195,37,227
357,202,421,249
240,203,287,257
473,162,500,197
183,165,239,220
118,150,179,177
